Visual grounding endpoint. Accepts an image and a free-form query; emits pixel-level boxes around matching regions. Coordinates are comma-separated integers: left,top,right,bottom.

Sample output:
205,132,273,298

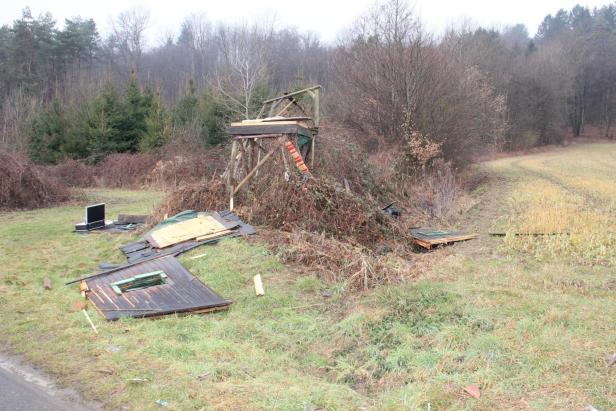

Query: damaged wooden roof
84,255,231,320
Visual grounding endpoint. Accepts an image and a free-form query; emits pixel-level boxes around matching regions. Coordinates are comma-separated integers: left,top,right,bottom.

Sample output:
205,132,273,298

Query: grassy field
1,143,615,410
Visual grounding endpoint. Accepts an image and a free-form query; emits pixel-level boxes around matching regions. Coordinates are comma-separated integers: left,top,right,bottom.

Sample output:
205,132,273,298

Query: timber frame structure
225,86,321,210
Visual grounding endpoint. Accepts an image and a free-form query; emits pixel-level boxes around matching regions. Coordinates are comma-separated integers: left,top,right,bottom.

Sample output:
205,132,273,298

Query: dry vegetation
1,143,615,410
153,126,469,290
0,150,69,209
41,148,226,189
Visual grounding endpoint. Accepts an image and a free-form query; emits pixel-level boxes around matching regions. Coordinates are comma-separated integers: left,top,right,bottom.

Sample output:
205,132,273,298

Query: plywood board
147,215,238,249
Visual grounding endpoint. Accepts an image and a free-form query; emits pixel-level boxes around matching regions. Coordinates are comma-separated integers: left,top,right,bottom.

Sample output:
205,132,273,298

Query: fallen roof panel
85,255,231,320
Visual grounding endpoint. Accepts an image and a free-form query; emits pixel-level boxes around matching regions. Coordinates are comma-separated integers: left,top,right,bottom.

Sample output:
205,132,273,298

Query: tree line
1,1,616,165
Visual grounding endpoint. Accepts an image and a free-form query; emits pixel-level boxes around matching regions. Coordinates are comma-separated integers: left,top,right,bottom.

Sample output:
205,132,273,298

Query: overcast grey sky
1,0,614,45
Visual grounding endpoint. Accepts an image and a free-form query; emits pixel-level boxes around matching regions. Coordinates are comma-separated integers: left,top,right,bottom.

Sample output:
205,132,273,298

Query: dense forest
1,1,616,166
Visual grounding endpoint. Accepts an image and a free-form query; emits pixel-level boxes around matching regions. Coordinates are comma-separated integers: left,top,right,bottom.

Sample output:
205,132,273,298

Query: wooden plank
228,124,312,136
253,274,265,296
226,140,238,192
233,134,284,140
195,229,234,242
231,120,301,126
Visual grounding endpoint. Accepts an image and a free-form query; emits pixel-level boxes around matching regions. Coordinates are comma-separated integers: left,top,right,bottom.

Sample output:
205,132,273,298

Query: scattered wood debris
118,210,255,264
81,308,98,334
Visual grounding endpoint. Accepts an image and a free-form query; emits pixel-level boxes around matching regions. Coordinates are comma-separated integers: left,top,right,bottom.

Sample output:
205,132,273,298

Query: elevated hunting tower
225,85,321,209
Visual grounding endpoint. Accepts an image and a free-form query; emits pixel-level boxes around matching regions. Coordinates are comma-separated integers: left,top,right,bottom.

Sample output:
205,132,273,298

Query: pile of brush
156,172,395,247
0,150,70,209
266,229,418,290
156,168,420,290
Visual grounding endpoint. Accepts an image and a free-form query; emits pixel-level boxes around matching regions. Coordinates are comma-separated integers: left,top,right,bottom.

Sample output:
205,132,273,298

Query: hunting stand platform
225,85,321,210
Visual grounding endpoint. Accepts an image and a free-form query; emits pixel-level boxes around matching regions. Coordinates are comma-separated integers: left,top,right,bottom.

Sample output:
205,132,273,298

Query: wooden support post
310,88,319,168
280,145,290,173
255,138,262,177
233,139,285,195
251,139,257,177
237,141,252,176
311,135,316,169
226,140,238,192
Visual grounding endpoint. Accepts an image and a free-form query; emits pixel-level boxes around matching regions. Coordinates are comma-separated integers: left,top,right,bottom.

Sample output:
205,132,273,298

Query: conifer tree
141,85,170,151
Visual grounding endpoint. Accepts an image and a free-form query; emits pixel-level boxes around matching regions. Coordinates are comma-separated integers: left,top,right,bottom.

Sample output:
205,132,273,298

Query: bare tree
212,23,272,119
110,7,150,72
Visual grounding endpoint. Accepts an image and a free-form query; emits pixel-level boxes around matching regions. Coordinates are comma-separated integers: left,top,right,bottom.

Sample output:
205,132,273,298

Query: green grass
1,145,616,410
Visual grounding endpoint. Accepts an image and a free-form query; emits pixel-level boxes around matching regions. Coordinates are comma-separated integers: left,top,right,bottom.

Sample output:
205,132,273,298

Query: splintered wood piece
80,280,89,298
82,309,98,334
253,274,265,296
195,229,234,242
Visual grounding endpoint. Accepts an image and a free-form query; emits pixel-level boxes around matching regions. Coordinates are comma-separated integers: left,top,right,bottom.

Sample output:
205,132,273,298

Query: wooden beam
310,135,316,168
233,139,285,195
280,145,290,173
226,140,238,192
237,141,251,176
233,134,285,139
276,99,296,116
262,86,321,104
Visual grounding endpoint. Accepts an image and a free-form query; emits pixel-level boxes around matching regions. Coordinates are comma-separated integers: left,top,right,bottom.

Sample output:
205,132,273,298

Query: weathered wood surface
86,256,231,320
410,229,479,249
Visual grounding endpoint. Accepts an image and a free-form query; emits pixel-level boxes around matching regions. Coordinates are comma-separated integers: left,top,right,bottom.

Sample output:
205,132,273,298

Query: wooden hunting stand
225,86,321,210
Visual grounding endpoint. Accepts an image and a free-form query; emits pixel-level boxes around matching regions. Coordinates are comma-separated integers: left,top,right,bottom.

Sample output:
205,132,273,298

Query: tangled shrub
40,159,96,187
0,150,70,209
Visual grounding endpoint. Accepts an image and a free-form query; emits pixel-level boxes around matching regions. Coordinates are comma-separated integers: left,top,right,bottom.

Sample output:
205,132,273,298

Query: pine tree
119,71,149,152
84,82,124,161
141,86,170,151
28,98,70,163
174,79,198,125
200,88,230,146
